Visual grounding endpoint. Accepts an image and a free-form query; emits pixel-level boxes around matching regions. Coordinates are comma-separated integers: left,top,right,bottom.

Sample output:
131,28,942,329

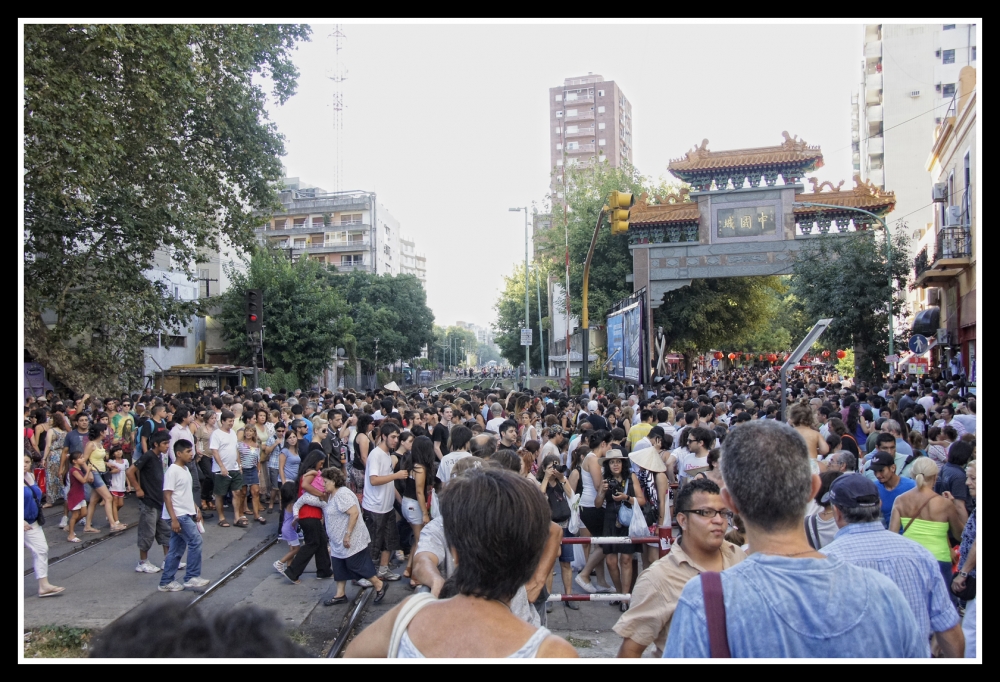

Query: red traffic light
249,314,258,321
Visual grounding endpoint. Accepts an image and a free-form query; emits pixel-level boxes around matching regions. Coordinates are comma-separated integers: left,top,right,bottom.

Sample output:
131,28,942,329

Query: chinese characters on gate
716,206,776,238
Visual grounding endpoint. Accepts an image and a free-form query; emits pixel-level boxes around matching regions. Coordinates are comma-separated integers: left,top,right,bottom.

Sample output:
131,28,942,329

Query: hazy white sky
267,22,863,330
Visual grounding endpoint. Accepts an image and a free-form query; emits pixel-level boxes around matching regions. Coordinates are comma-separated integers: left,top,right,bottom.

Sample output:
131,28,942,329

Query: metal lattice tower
326,26,348,192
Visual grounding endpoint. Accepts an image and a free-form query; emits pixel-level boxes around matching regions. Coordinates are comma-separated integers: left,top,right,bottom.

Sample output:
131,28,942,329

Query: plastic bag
629,502,652,538
571,544,587,572
567,493,582,534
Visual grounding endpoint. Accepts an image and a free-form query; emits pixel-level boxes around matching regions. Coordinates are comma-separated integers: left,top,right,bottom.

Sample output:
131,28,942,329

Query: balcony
867,104,883,124
867,136,884,155
563,96,594,107
913,225,972,287
867,168,884,187
565,143,596,154
865,73,882,105
333,258,371,272
260,222,369,236
864,40,882,59
564,109,595,121
564,126,595,138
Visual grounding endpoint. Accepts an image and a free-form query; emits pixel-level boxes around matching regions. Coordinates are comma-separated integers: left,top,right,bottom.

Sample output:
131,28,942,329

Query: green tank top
900,518,951,562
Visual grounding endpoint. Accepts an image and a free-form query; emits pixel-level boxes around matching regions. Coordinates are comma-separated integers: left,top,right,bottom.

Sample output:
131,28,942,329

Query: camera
553,464,567,474
605,477,623,497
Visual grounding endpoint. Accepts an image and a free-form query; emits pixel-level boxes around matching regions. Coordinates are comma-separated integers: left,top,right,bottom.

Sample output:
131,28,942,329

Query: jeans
160,514,203,586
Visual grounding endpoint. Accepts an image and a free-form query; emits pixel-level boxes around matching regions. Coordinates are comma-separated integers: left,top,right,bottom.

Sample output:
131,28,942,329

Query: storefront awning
912,306,940,337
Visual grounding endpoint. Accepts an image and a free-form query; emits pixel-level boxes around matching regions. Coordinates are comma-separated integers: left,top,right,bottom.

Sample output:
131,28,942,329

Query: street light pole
793,202,894,376
510,207,530,389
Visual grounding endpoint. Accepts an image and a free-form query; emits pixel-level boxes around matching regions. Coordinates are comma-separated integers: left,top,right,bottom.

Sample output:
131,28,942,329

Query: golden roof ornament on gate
668,132,825,191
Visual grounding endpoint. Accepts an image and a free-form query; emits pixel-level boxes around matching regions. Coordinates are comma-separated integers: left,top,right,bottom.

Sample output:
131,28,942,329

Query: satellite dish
337,348,346,357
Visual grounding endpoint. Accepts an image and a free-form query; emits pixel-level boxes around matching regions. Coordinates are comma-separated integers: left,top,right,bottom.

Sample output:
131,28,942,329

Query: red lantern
727,353,736,360
767,353,777,363
836,349,847,360
759,354,764,361
822,350,831,358
714,351,724,360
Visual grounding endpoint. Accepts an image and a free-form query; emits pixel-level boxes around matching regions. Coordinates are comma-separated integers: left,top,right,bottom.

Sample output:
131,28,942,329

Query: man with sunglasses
615,478,745,657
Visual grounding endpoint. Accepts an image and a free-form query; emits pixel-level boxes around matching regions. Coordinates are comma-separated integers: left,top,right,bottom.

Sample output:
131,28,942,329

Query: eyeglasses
678,508,734,522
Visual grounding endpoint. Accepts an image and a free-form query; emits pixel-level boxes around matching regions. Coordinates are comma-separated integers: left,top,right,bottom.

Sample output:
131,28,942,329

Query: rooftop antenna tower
326,25,348,193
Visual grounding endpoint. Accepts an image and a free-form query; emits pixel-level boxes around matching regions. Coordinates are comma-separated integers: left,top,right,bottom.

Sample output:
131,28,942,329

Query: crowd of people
23,364,976,658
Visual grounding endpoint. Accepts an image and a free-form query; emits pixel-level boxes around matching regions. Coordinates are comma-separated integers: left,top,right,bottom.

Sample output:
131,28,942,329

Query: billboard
607,299,644,383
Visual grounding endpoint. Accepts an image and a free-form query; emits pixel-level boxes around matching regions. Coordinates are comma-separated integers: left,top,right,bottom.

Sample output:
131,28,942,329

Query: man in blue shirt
820,474,964,657
871,451,916,527
862,429,911,482
663,420,924,658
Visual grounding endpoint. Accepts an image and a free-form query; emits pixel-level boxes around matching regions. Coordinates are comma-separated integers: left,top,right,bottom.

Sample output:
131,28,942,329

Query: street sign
520,328,533,346
936,328,948,345
908,334,929,354
908,358,929,375
885,354,900,364
711,359,719,368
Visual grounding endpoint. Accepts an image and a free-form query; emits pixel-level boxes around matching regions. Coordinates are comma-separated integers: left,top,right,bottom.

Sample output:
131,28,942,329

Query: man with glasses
615,478,745,657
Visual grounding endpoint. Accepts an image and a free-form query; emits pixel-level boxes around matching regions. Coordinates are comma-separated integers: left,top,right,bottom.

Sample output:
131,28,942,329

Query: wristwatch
957,571,969,578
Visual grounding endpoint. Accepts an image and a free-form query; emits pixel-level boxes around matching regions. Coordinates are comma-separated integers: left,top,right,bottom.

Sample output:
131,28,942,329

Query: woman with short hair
345,469,577,658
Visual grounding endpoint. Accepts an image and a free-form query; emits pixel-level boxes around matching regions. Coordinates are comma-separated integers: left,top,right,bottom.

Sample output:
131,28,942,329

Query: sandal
256,516,267,525
67,537,82,543
235,518,249,528
217,520,232,528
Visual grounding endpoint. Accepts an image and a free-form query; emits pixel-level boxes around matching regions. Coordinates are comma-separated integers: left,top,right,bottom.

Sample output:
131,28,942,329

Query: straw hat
384,381,400,392
628,447,667,473
597,450,628,466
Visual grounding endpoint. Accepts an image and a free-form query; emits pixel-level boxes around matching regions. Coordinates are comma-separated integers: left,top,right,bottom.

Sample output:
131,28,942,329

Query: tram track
24,520,139,577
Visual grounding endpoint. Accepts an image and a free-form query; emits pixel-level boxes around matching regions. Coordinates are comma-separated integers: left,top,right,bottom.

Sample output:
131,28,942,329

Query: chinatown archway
628,133,896,382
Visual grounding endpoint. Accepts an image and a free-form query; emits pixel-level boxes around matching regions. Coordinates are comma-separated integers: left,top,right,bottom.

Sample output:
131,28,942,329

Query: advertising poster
607,313,624,379
621,303,643,382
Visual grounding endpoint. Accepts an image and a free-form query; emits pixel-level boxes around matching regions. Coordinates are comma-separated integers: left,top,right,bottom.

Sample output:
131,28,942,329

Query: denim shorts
242,466,260,487
400,497,424,526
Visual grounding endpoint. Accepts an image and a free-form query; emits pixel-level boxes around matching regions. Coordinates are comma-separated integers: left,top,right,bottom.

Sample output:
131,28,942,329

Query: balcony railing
260,222,369,236
936,225,972,261
565,143,596,154
564,126,595,138
914,246,929,279
564,109,595,121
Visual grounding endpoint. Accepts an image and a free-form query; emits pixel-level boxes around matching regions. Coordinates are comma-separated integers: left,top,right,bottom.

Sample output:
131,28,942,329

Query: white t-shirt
109,458,129,493
485,417,505,434
917,396,936,413
677,449,709,479
168,423,192,465
362,446,395,514
437,451,472,483
162,463,196,519
209,428,239,473
538,440,562,466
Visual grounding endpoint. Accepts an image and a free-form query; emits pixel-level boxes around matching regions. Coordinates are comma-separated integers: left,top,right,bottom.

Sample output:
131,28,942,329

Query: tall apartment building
549,74,633,202
399,234,428,287
256,178,401,276
857,23,976,239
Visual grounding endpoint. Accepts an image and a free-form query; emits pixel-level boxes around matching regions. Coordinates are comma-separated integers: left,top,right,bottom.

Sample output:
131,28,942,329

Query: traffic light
245,289,262,333
608,190,634,235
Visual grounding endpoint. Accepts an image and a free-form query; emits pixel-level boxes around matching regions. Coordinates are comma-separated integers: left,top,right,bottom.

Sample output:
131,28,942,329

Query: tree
216,248,353,387
790,224,911,383
492,264,549,371
325,271,436,369
23,24,311,394
654,276,785,370
741,278,811,354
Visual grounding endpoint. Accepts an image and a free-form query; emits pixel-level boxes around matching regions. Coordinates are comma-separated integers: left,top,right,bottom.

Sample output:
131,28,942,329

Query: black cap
869,451,895,470
822,473,881,507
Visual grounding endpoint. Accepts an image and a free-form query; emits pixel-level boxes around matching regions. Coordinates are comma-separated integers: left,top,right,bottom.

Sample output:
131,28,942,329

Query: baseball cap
587,400,599,412
868,451,895,470
822,474,881,507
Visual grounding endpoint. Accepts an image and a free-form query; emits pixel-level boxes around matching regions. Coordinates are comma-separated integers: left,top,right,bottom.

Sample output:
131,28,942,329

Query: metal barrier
546,526,674,603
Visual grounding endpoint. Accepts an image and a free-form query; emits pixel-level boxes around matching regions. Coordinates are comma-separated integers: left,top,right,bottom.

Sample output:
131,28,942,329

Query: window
566,93,578,101
972,46,976,61
555,94,562,102
340,213,362,225
599,139,606,146
556,159,563,166
273,219,288,229
555,127,561,134
142,334,159,348
385,225,390,236
293,218,306,228
598,89,605,97
566,125,578,133
342,254,363,265
293,238,307,248
942,83,956,97
943,24,956,30
312,217,324,227
598,122,605,130
166,335,187,349
313,255,326,264
566,141,579,150
942,49,955,64
566,109,578,117
383,245,391,255
597,106,605,113
556,143,562,150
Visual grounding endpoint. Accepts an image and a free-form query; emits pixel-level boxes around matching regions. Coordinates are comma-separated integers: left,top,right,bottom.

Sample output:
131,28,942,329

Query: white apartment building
399,234,427,287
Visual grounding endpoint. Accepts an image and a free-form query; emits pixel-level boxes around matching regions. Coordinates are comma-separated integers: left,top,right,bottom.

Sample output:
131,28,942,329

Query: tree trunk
23,304,92,396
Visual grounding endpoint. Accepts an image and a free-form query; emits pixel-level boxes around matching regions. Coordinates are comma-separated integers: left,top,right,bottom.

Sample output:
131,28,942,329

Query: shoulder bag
701,571,730,657
616,478,633,527
27,484,46,526
388,593,437,657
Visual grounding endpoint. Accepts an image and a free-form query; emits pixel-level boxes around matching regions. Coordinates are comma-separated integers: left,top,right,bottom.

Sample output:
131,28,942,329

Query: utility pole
535,264,547,377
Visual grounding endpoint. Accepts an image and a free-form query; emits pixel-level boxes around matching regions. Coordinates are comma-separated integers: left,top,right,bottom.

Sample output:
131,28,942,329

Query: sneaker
394,550,406,563
161,560,186,570
158,581,184,592
574,575,597,594
273,560,286,573
377,568,401,582
279,568,300,585
565,600,580,611
58,516,68,529
183,577,210,588
355,578,373,588
136,561,162,574
596,582,615,593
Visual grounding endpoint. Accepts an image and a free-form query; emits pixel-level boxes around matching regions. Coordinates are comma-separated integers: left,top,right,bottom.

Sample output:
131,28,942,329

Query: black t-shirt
432,423,450,457
134,448,165,509
588,414,609,432
139,418,168,452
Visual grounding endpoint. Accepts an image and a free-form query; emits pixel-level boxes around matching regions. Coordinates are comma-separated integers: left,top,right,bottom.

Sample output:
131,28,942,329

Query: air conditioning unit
935,83,942,92
909,90,921,97
935,49,941,57
944,206,962,227
932,183,949,202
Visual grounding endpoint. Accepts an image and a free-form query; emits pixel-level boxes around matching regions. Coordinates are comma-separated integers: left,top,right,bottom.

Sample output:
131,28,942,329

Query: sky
267,22,864,330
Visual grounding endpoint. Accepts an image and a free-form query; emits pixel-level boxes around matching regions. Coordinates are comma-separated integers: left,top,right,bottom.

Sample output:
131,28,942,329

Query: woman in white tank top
573,430,614,594
344,468,577,659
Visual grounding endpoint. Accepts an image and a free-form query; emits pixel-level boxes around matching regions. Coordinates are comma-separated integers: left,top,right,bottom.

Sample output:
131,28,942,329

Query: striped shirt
821,521,958,657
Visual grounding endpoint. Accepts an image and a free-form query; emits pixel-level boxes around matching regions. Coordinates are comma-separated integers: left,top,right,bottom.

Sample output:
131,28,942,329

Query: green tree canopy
326,270,436,369
492,264,549,371
23,24,310,393
790,224,911,382
217,248,353,387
